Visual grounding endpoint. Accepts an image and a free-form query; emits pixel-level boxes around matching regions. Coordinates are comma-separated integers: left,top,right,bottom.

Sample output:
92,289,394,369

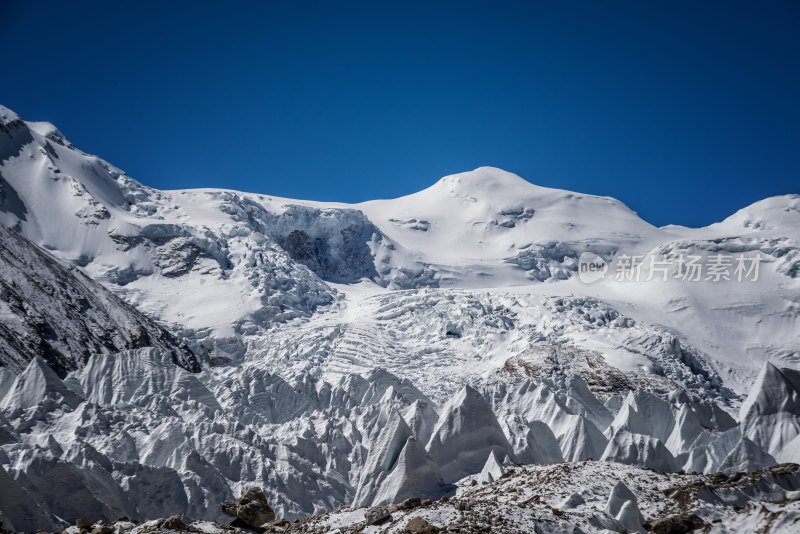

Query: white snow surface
1,104,800,531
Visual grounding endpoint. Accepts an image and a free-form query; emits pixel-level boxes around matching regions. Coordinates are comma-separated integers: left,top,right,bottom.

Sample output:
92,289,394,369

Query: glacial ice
425,385,514,483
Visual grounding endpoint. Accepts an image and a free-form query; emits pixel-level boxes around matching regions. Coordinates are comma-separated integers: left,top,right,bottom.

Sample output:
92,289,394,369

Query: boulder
364,506,391,525
76,518,94,529
219,487,275,528
405,517,440,533
159,516,187,530
399,497,422,510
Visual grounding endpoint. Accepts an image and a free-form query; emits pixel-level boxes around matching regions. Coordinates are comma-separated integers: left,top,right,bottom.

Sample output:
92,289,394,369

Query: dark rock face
159,515,187,530
282,229,317,262
364,505,391,525
0,223,199,376
139,223,230,278
0,110,33,163
0,176,28,229
219,487,276,529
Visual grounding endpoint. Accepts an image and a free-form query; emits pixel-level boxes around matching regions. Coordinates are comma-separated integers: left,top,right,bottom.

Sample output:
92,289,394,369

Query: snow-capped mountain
1,104,799,532
2,105,797,392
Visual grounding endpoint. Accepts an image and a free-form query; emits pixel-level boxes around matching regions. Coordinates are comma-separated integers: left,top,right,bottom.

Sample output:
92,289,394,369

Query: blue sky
1,1,798,227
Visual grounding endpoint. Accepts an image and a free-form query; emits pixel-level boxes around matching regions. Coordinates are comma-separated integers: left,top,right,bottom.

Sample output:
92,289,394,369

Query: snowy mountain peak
712,194,800,234
424,166,638,216
396,165,615,214
0,105,21,126
26,120,73,146
433,166,547,196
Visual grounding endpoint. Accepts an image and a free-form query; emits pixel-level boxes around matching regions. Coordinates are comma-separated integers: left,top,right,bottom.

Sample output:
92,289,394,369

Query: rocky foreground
5,461,799,534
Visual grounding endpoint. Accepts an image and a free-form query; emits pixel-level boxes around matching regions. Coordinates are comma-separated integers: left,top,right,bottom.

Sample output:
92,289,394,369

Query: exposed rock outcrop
218,487,275,529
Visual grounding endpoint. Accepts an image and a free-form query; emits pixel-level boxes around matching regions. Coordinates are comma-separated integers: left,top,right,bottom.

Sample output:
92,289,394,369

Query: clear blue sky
2,1,798,227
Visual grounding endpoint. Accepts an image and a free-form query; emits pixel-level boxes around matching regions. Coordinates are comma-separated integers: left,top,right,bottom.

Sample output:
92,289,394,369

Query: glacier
1,103,800,532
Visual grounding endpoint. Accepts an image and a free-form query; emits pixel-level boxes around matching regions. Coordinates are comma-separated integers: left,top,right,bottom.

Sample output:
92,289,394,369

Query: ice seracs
556,413,608,462
371,435,446,506
1,339,799,529
664,401,705,459
605,389,676,444
516,420,564,464
352,411,414,506
0,463,52,532
402,399,439,445
605,481,645,533
564,374,614,431
739,362,800,458
601,430,679,472
426,385,514,483
0,356,83,413
73,349,219,411
477,450,505,483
